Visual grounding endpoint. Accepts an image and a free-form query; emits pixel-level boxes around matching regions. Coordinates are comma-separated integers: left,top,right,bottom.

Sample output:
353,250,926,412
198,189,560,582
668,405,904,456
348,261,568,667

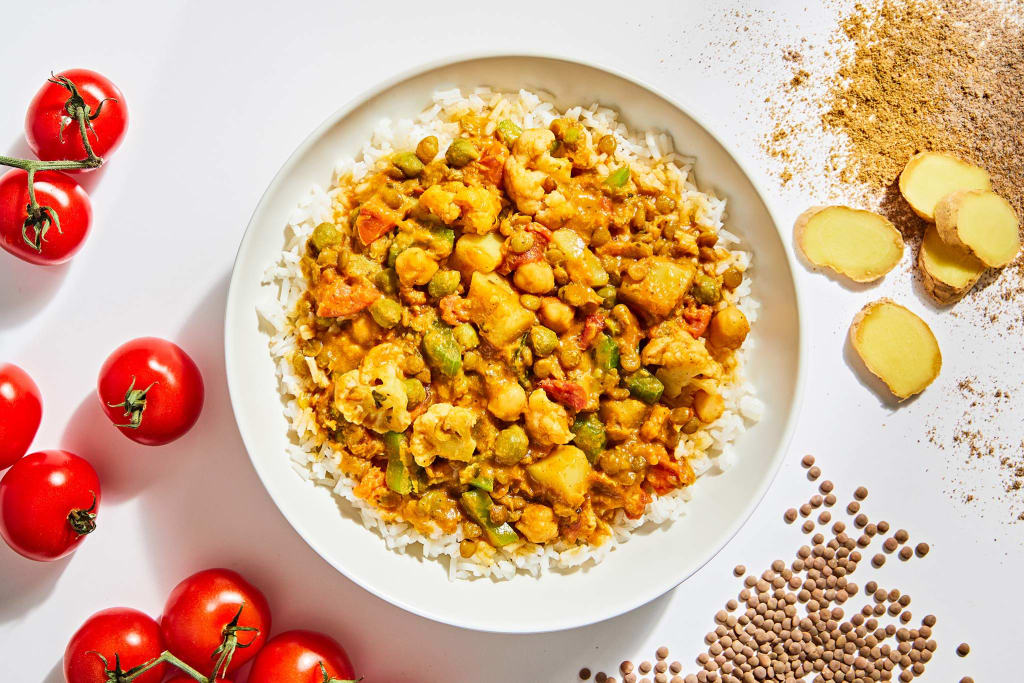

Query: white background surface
1,1,1019,681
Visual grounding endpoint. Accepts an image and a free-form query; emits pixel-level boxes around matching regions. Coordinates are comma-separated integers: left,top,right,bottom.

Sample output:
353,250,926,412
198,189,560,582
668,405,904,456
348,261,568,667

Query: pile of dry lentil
578,457,974,682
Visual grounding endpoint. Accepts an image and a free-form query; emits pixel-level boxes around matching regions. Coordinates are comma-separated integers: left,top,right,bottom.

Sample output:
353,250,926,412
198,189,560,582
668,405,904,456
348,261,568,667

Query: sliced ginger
794,206,904,282
934,190,1021,268
918,225,986,304
849,299,941,400
898,152,991,222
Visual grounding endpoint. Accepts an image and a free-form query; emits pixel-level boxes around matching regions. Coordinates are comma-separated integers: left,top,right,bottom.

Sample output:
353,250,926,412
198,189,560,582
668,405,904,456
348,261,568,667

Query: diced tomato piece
497,242,544,275
526,222,553,243
313,270,380,318
537,379,587,411
439,294,472,325
355,205,396,245
473,140,508,186
683,305,713,338
580,312,605,348
646,458,695,495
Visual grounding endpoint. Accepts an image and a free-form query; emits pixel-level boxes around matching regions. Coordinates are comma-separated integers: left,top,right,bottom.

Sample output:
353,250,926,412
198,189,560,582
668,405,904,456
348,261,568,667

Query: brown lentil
956,642,970,657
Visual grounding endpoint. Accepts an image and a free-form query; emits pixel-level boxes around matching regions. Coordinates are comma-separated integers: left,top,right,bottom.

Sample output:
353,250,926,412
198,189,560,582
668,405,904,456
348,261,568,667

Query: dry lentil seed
580,668,592,680
872,554,885,568
899,546,913,561
956,643,970,657
915,543,930,557
854,487,868,500
877,521,890,534
734,565,746,577
785,508,798,523
847,501,860,514
808,466,822,480
621,662,634,674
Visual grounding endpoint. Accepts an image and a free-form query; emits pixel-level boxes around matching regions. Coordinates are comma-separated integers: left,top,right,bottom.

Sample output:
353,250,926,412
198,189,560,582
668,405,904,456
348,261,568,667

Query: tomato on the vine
97,337,204,446
0,364,42,469
0,450,100,561
0,169,92,265
160,568,271,676
25,68,128,165
64,607,167,683
249,630,357,683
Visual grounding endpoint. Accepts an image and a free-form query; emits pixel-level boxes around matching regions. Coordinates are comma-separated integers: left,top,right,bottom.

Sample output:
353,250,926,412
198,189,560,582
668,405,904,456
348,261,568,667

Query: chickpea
513,261,555,294
395,247,438,286
693,390,726,423
538,298,574,333
487,380,527,422
708,305,750,350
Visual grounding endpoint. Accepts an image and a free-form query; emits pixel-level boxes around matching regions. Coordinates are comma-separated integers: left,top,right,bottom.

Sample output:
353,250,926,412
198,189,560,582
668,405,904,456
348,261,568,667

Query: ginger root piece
849,299,941,400
898,152,991,222
794,206,904,282
918,225,985,304
934,190,1021,268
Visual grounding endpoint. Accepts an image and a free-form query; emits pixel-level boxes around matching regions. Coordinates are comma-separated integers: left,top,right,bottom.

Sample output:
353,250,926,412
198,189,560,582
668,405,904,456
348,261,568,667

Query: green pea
493,425,528,465
692,272,722,305
496,119,522,146
427,269,461,298
529,325,558,357
445,138,480,167
374,268,399,295
310,223,342,253
453,322,479,350
596,285,617,309
392,152,424,179
604,166,630,188
369,298,403,328
509,230,534,254
403,378,426,407
416,136,438,164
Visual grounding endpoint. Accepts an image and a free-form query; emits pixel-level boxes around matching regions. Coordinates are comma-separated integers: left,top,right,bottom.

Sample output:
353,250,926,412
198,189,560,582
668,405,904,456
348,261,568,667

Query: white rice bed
258,88,763,580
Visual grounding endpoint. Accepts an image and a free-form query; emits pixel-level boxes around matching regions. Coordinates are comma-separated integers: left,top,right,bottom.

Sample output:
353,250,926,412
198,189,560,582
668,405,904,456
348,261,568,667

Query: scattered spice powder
579,460,974,682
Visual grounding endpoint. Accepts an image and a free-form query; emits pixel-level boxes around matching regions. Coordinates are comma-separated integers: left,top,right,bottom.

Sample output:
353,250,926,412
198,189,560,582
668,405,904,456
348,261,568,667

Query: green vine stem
0,74,109,252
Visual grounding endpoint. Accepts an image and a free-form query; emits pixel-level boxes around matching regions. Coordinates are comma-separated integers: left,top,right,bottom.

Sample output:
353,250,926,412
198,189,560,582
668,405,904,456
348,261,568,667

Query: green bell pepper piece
460,490,519,546
594,334,620,371
625,369,664,404
422,324,462,377
496,119,522,146
604,166,630,188
469,476,494,492
384,431,412,495
571,413,607,463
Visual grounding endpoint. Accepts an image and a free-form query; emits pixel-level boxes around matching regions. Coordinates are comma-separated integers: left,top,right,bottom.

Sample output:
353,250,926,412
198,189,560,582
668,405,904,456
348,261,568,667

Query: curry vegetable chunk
286,108,754,553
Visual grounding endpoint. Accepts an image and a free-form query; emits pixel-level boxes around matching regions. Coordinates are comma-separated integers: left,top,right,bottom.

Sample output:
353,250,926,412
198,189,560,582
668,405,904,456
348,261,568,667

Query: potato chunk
618,257,695,317
934,190,1020,268
849,299,941,400
452,232,504,274
918,225,985,304
898,152,991,222
467,272,536,348
794,206,904,282
526,445,592,508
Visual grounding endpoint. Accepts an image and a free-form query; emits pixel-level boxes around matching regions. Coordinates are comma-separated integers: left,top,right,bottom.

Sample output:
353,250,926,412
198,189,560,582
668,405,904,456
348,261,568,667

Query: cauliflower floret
486,376,527,421
524,389,573,447
418,181,502,234
535,189,574,229
418,184,460,224
503,129,571,215
332,343,411,434
641,322,719,398
409,403,479,467
452,184,502,234
515,503,559,544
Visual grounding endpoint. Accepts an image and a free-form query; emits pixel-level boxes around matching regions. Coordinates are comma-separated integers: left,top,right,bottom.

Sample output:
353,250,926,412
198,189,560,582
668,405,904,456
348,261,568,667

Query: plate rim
224,50,808,633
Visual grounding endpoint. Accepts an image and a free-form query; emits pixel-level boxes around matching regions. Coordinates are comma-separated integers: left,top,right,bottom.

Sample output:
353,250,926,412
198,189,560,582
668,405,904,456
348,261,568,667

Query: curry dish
283,104,752,561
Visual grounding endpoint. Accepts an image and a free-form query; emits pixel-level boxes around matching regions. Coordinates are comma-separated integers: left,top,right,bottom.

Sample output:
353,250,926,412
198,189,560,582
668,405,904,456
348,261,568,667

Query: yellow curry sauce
288,113,750,558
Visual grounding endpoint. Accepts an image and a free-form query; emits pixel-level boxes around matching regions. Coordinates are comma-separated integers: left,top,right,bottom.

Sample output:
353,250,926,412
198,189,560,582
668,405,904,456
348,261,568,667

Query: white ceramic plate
225,54,805,633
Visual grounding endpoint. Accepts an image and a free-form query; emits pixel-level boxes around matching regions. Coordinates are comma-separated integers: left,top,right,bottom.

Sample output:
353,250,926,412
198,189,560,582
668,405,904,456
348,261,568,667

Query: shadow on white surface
0,544,70,626
41,659,62,683
61,393,180,503
0,256,70,331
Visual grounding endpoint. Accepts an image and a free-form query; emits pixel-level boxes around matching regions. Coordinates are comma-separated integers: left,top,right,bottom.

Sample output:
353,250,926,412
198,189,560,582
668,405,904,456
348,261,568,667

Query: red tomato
25,68,128,165
0,450,100,561
166,678,232,683
160,568,271,676
0,364,43,469
249,630,357,683
64,607,167,683
0,169,92,265
97,337,204,446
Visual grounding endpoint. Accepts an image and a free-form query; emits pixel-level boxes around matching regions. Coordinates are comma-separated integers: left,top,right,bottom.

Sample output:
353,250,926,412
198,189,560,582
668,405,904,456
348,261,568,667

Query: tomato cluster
0,69,127,266
64,568,357,683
